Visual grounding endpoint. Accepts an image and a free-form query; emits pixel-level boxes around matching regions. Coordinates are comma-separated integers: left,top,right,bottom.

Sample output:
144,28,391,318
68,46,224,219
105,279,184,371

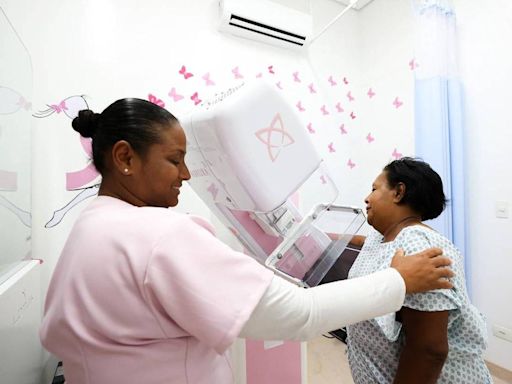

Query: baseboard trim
486,360,512,383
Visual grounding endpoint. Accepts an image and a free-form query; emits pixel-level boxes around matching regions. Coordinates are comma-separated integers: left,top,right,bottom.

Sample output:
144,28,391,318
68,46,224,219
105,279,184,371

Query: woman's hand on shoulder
391,248,454,294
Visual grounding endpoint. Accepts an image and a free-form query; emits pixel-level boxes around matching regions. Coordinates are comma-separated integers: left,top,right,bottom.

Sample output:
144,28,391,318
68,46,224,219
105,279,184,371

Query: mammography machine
182,80,365,287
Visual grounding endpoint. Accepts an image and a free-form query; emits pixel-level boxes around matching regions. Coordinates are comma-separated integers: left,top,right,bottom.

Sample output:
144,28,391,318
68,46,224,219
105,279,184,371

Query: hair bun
72,109,100,138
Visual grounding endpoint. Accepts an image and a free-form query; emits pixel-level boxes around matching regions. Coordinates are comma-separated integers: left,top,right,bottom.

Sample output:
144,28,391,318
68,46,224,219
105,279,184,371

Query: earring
124,168,129,173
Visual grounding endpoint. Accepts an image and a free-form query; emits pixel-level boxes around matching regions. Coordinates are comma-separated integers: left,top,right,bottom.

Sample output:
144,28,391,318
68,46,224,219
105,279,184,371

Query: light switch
495,201,509,219
493,325,512,343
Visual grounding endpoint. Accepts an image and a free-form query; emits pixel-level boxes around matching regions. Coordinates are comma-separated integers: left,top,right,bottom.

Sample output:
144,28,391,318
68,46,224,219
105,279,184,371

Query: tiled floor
307,336,354,383
307,336,512,383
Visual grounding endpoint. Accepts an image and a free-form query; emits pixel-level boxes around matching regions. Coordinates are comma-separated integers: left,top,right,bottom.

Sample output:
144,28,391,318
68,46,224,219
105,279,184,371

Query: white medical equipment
182,80,365,287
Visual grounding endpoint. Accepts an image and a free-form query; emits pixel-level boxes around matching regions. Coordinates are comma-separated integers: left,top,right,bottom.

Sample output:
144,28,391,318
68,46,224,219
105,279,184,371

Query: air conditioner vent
219,0,312,50
229,14,306,46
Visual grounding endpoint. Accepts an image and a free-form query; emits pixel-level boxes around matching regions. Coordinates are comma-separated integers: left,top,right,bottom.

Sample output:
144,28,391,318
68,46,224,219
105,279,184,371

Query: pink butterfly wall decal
232,66,244,79
307,123,315,134
0,87,31,114
50,100,68,114
308,83,317,94
276,82,283,90
268,65,275,74
34,95,88,119
320,105,329,115
366,133,375,143
207,182,219,199
168,87,184,102
339,124,347,134
190,92,202,106
350,111,356,119
367,88,376,98
296,101,305,112
347,91,355,102
17,96,32,111
328,142,336,153
202,72,215,86
148,94,165,107
179,65,193,79
335,102,344,113
255,72,263,78
392,148,403,159
343,77,349,85
328,75,337,86
409,58,419,70
347,159,356,169
393,97,403,108
292,71,301,82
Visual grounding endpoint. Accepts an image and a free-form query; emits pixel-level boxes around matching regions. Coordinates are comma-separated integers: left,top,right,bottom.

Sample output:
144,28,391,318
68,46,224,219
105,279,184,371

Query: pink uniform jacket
40,196,273,384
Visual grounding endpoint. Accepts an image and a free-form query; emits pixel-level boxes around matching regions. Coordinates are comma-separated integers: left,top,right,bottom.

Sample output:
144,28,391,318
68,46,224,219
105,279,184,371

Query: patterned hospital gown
346,225,492,384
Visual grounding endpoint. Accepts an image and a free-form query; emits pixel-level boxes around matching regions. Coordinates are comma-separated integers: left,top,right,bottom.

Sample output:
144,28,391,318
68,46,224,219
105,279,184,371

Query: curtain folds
412,0,470,292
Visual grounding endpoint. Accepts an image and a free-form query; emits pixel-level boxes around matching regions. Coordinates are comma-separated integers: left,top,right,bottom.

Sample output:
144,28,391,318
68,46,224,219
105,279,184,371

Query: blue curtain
412,0,470,293
415,77,470,294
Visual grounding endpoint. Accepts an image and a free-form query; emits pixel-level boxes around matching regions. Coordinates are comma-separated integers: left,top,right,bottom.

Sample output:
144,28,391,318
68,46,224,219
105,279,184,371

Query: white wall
454,0,512,370
308,0,416,209
0,0,510,376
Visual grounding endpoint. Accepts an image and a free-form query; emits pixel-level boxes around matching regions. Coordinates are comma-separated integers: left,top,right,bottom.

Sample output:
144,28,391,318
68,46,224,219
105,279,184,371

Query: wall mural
38,57,418,228
32,95,101,228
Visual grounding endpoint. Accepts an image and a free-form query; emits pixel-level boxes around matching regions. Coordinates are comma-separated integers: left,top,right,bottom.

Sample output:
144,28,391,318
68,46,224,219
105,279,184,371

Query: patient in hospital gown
346,158,491,384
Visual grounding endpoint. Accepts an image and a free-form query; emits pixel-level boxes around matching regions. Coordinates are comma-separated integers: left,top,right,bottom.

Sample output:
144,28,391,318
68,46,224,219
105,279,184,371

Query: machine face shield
183,80,365,286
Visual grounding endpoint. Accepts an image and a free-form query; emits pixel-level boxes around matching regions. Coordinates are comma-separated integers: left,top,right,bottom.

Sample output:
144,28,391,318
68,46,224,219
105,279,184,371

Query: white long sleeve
240,268,405,341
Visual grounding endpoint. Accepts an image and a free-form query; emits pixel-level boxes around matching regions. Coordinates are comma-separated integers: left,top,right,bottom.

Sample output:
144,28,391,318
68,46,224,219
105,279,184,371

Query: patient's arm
393,308,449,384
348,235,366,247
327,233,366,247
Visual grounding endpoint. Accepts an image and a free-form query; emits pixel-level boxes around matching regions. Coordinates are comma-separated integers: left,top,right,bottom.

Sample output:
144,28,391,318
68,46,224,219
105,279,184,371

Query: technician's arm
241,248,453,341
240,269,404,340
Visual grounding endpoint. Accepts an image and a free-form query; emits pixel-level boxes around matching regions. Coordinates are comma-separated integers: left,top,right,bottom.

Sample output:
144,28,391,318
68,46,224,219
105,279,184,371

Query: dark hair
383,157,447,221
72,98,178,174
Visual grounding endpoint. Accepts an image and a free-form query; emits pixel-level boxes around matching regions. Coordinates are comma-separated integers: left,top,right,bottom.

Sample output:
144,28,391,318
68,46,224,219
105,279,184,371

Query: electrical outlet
492,325,512,343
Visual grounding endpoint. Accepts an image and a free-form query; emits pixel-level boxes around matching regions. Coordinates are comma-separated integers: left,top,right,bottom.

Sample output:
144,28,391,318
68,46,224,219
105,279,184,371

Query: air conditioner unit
218,0,313,50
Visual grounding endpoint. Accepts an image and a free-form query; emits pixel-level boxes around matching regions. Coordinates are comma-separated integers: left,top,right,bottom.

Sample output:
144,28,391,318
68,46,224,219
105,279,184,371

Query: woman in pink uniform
40,98,454,384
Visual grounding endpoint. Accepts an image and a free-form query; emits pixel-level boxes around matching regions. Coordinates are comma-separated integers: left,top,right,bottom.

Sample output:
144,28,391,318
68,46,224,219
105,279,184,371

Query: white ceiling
330,0,376,11
271,0,376,13
271,0,310,13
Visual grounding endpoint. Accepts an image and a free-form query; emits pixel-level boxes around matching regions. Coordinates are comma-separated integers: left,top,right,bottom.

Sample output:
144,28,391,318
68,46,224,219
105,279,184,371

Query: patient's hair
72,98,178,174
383,157,447,221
